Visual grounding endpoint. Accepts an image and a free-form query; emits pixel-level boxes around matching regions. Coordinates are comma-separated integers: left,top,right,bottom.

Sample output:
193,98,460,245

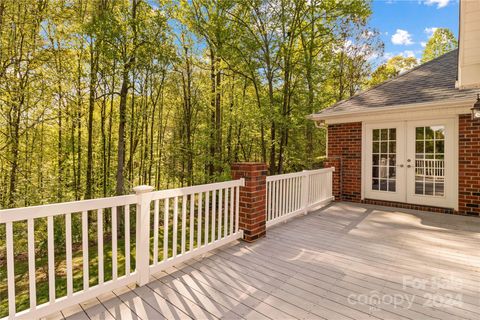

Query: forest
0,0,457,209
0,0,382,209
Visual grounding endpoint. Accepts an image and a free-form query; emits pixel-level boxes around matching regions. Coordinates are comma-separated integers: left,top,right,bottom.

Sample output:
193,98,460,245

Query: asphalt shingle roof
315,50,479,116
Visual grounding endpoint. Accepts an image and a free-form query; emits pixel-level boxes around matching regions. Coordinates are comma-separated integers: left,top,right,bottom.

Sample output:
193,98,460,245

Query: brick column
231,162,267,242
325,122,362,202
459,114,480,216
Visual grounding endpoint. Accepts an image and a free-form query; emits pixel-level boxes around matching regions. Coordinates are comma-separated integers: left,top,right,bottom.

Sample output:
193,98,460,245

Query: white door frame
362,116,458,210
364,122,406,202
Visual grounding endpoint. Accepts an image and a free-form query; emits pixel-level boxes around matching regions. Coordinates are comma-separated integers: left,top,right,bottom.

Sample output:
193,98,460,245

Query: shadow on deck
53,202,480,320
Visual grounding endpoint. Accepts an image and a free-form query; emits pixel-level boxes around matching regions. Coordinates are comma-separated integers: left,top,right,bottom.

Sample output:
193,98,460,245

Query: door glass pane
372,128,396,192
414,125,445,196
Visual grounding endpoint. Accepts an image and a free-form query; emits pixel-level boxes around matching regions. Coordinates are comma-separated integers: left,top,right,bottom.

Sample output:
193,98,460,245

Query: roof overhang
307,98,475,125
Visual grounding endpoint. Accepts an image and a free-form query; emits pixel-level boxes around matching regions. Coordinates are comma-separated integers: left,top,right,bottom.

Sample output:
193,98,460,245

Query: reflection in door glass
372,128,396,192
415,126,444,196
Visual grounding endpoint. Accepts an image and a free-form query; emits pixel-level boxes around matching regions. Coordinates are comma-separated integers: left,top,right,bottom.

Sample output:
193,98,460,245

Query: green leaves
0,0,381,207
421,28,458,63
368,55,419,88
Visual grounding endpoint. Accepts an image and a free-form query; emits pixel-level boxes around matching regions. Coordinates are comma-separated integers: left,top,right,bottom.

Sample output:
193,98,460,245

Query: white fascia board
307,99,473,124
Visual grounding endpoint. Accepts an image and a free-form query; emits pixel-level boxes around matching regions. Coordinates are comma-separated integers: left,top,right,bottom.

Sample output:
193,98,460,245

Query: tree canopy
368,55,418,87
0,0,383,209
421,28,458,63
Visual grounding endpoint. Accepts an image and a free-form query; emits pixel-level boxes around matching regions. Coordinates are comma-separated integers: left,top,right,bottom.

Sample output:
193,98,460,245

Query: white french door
365,119,456,208
365,122,406,202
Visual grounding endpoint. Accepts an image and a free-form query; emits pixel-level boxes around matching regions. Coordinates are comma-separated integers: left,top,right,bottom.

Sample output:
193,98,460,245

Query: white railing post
328,168,334,200
133,185,154,286
301,170,310,214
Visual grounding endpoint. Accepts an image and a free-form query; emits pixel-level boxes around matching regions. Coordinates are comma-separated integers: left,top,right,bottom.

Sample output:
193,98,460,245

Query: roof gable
315,50,478,116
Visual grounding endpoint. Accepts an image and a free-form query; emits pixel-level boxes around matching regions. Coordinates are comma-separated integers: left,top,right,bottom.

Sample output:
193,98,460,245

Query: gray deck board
65,202,480,320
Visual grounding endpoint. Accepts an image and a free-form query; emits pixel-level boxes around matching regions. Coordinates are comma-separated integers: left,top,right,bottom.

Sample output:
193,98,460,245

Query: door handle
407,164,412,168
398,164,404,168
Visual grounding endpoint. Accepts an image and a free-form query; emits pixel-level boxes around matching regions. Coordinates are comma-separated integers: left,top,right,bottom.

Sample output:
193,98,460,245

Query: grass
0,200,231,318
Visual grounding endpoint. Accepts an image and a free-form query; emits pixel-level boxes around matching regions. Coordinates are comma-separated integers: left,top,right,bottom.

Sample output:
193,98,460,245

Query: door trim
361,117,458,210
364,122,406,203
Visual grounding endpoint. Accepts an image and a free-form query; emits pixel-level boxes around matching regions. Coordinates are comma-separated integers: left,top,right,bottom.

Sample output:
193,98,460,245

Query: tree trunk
57,101,63,201
215,57,222,174
107,60,116,195
86,41,98,199
115,66,129,196
208,47,216,178
8,100,21,207
185,46,194,185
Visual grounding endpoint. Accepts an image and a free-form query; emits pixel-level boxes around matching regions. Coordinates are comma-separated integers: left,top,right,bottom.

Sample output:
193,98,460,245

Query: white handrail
0,194,137,223
266,167,334,228
0,178,245,320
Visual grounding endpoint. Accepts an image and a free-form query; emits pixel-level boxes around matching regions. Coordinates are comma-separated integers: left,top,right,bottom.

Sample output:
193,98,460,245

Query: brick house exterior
311,50,480,217
324,117,480,216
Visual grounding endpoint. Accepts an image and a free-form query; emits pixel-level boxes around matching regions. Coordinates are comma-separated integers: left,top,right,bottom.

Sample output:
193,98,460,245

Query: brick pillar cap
232,162,268,169
232,162,266,165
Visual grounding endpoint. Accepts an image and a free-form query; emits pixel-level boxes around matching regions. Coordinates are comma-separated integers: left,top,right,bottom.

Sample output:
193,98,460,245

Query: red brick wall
459,114,480,216
324,122,362,202
231,162,268,241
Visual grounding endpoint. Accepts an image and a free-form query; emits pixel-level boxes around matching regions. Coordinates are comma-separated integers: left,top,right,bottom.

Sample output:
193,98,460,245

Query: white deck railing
266,168,334,228
415,159,445,178
0,179,244,320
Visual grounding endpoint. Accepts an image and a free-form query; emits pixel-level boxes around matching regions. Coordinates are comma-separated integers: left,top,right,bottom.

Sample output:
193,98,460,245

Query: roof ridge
327,49,458,110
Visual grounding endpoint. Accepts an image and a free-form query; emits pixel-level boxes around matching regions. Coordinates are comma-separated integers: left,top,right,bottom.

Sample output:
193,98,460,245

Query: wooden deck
52,202,480,320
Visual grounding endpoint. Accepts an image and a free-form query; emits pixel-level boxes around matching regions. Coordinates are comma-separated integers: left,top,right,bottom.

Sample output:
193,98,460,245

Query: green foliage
0,0,378,208
369,64,398,87
387,56,418,72
421,28,458,63
368,55,418,87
